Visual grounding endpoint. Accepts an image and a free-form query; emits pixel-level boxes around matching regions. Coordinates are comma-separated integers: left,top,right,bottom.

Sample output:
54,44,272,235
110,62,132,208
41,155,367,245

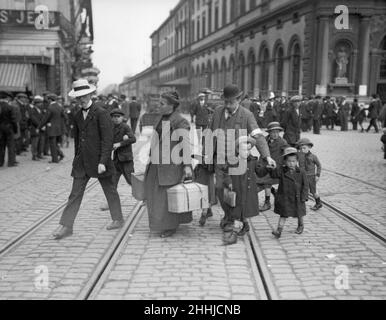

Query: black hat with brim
221,85,243,100
110,108,125,117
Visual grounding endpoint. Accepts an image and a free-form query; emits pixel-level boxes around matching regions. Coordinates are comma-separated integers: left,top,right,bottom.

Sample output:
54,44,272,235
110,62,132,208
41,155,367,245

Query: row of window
191,40,301,95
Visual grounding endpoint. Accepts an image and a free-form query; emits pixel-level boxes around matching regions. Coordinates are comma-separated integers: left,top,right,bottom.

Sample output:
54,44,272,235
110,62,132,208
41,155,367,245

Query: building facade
120,0,386,103
0,0,95,98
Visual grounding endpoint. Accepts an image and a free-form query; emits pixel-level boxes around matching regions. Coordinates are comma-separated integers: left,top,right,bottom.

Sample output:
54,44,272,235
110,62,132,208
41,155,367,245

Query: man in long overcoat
52,79,124,240
281,96,302,147
209,84,276,231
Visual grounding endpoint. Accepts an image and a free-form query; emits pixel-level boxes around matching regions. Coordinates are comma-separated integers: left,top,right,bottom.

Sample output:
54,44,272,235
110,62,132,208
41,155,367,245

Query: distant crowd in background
0,91,141,168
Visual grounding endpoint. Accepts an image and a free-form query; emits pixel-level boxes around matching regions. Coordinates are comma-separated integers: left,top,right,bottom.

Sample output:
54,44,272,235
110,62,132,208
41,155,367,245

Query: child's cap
266,122,283,132
282,147,298,158
238,136,256,148
110,108,125,117
296,138,314,148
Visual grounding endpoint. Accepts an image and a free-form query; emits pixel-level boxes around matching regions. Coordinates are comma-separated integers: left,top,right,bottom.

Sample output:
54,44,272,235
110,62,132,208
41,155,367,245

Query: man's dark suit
0,101,17,166
39,102,64,162
59,103,123,228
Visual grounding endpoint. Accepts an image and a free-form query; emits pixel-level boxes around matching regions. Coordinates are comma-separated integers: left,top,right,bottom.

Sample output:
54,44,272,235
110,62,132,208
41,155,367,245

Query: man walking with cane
52,79,124,240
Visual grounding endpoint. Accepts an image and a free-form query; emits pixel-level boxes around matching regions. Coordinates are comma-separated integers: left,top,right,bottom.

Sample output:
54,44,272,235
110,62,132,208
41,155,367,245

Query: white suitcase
167,182,209,213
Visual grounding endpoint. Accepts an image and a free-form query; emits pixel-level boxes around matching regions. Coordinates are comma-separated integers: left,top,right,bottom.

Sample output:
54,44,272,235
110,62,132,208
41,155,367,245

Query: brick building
119,0,386,103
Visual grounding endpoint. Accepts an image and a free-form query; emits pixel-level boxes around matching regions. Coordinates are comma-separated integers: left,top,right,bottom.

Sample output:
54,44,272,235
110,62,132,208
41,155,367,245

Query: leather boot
259,201,271,212
295,224,304,234
52,226,73,240
223,231,238,245
106,220,124,230
272,227,283,239
238,221,250,236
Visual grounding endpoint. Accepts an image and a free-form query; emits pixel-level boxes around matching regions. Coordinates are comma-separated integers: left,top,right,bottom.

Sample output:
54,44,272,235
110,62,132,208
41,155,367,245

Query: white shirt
82,100,92,120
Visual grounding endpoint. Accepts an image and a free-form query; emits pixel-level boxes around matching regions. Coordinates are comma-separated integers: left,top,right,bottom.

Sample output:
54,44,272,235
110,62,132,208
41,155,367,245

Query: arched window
213,60,219,89
248,50,256,95
260,46,270,93
220,57,227,88
229,56,236,84
275,46,284,93
239,53,245,91
290,43,301,92
206,61,212,88
379,36,386,80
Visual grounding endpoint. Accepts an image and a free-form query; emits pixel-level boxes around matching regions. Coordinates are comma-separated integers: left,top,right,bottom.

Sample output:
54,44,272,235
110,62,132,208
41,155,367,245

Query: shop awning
0,63,32,92
159,77,190,87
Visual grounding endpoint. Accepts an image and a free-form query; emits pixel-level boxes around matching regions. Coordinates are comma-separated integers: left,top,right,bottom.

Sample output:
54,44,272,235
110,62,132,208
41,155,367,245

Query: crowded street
0,125,385,300
1,0,386,306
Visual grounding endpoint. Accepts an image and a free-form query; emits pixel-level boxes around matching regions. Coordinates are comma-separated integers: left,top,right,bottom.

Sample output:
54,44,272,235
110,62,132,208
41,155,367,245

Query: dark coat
257,136,288,186
113,122,136,162
300,101,312,120
325,101,337,118
267,165,308,218
129,101,141,119
39,102,64,137
28,105,43,137
71,103,115,178
0,101,17,133
368,101,379,119
190,100,214,127
146,110,191,187
312,101,324,120
223,156,267,220
264,102,277,126
281,107,301,146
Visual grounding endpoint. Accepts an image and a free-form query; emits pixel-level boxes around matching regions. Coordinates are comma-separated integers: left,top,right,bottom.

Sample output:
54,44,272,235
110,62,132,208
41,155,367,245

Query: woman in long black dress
144,91,193,238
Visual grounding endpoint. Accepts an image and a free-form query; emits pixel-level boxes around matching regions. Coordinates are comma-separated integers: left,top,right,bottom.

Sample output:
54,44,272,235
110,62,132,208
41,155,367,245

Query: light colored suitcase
167,182,209,213
131,172,146,201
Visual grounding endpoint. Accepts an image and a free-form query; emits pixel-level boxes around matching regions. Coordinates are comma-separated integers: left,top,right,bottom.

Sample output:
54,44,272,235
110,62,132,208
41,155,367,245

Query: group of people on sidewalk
0,90,141,169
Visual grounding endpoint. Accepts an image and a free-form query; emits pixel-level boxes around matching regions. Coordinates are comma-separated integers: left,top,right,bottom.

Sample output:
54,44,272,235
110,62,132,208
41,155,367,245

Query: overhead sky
92,0,180,91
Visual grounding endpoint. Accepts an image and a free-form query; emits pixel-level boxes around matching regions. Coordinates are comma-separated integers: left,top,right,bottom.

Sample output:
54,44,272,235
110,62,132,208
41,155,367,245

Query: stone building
0,0,95,98
120,0,386,102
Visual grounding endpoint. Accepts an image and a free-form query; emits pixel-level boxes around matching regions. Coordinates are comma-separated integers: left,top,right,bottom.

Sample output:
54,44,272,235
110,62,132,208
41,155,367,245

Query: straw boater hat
266,122,283,132
33,95,44,102
68,79,96,98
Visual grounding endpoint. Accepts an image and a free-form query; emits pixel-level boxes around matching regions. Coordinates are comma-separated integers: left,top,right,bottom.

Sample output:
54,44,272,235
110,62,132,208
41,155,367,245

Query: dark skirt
145,164,192,232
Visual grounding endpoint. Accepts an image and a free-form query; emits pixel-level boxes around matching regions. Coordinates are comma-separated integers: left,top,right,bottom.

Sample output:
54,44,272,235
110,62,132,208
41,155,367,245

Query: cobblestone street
0,127,385,300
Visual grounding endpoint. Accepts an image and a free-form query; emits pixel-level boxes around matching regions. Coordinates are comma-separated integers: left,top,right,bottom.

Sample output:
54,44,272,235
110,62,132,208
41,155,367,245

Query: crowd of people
2,78,385,244
0,90,141,168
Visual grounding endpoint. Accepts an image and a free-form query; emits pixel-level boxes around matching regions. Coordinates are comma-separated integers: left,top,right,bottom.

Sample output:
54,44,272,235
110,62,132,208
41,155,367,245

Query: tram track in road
319,196,386,245
0,179,100,258
323,168,386,192
77,201,145,300
245,220,279,300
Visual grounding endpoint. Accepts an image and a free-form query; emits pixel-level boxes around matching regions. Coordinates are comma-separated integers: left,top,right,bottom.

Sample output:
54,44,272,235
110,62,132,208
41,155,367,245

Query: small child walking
266,147,309,238
222,136,267,245
110,108,137,188
258,122,288,211
297,138,322,211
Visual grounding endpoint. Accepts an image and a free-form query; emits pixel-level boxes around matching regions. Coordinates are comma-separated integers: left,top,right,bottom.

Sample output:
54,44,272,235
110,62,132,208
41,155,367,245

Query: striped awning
0,63,32,92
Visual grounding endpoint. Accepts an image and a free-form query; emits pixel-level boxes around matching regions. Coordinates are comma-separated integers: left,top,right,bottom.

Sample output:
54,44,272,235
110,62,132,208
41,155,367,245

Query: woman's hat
266,122,283,132
161,91,180,105
282,147,298,157
221,84,243,100
110,108,125,117
268,92,275,100
68,79,96,98
290,95,302,102
296,138,314,147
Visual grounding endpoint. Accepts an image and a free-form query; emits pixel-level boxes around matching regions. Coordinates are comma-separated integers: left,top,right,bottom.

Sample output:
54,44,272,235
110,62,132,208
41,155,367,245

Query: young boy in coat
223,136,267,245
265,147,309,238
258,122,288,211
296,138,322,211
110,108,136,188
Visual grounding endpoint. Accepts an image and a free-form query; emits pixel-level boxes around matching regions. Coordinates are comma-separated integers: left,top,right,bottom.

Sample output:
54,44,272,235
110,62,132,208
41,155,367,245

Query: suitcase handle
181,182,204,211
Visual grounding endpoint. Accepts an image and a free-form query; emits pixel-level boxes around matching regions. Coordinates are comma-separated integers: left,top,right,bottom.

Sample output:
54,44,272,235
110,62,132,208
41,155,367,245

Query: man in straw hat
209,84,276,232
52,79,124,240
